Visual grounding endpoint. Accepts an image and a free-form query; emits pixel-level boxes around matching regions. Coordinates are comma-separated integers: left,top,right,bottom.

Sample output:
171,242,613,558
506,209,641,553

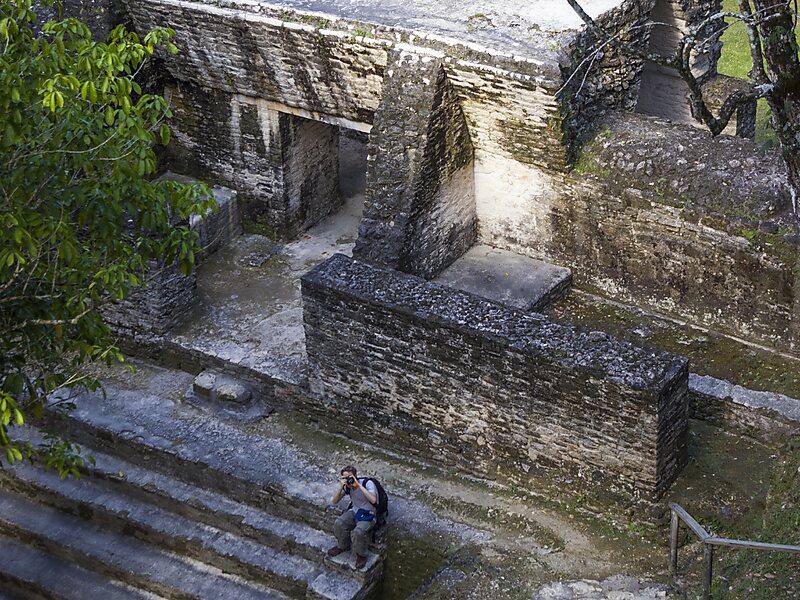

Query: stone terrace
215,0,624,58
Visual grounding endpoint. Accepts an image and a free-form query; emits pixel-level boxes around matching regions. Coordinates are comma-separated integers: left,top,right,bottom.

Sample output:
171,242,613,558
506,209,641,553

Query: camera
346,476,355,486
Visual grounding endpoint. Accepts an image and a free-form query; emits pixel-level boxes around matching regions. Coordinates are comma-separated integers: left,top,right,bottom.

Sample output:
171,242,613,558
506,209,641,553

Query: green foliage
717,0,800,146
0,0,215,472
738,227,758,241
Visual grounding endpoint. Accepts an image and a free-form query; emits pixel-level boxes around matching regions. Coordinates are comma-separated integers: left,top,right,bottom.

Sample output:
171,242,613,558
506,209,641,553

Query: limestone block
216,382,252,405
191,370,252,405
193,371,217,399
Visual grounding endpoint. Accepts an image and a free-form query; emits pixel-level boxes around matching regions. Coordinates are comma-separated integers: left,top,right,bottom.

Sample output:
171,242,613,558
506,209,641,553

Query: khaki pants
334,510,375,556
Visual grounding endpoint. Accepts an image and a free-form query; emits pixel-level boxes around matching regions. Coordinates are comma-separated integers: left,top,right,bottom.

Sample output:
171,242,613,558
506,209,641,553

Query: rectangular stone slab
435,244,572,311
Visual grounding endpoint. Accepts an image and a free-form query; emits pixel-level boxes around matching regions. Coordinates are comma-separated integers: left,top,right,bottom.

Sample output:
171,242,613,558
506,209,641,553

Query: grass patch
715,436,800,599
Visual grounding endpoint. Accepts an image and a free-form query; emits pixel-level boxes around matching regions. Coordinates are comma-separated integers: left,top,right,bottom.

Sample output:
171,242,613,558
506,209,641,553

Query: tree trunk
752,0,800,213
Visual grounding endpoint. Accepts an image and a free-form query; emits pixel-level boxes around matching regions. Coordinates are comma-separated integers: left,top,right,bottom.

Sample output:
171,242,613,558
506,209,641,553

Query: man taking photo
327,465,377,570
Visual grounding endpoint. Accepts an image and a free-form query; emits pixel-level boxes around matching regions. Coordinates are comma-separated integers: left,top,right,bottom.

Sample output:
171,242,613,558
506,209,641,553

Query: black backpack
346,477,389,526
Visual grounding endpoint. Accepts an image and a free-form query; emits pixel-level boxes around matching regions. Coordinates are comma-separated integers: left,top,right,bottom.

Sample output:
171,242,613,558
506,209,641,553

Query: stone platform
435,244,572,311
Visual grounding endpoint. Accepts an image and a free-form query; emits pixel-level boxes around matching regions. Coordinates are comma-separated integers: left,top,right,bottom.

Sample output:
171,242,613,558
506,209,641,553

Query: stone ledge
689,373,800,442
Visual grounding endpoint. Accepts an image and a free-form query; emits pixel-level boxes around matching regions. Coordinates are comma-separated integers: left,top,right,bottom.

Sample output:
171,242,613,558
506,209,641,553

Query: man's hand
332,474,350,505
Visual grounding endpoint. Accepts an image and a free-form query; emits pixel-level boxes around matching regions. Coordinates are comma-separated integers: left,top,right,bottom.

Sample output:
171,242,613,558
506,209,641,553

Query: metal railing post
703,543,714,600
670,508,679,576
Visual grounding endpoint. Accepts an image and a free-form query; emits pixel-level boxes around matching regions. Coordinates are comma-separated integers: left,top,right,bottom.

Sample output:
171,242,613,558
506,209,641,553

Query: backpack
346,477,389,526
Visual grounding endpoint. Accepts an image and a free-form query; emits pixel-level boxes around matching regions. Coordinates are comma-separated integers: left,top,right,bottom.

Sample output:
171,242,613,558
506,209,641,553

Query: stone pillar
164,82,341,239
354,52,476,279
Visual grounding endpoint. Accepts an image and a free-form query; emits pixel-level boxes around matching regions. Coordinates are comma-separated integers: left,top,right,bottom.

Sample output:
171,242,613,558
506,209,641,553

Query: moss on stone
572,148,611,177
737,227,799,268
271,8,332,29
242,218,280,240
715,435,800,599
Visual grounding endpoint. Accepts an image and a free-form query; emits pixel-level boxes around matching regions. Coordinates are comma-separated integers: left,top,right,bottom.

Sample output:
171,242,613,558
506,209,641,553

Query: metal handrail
669,502,800,599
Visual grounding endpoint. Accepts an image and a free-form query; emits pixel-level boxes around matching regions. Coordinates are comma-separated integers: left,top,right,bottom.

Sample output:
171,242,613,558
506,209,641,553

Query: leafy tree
0,0,214,476
566,0,800,210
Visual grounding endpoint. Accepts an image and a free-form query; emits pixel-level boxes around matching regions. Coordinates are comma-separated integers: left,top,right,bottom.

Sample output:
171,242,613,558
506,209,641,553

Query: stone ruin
3,0,799,598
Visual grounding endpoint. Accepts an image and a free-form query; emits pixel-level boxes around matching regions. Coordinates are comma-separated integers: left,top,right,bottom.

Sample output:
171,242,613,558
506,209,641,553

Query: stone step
42,383,332,531
0,535,159,600
3,430,380,587
0,466,367,600
0,490,295,600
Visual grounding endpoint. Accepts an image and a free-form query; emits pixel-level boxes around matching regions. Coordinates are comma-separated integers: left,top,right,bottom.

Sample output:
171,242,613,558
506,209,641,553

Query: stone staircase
0,383,382,600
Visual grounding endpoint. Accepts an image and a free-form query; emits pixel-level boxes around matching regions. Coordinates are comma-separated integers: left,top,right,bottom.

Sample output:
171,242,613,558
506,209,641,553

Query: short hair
341,465,358,477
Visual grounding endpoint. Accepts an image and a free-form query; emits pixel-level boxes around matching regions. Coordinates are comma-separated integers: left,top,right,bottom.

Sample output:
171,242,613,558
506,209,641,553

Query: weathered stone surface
302,254,689,499
125,0,389,125
192,370,253,404
193,370,217,398
532,576,673,599
164,85,341,237
216,381,252,404
689,373,800,442
101,261,197,338
555,113,798,353
435,244,572,311
0,536,154,600
354,53,477,278
0,491,297,600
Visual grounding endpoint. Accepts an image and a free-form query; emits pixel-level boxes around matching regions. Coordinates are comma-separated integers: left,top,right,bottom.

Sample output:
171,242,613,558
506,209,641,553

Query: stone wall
102,263,196,338
557,113,799,353
164,83,340,237
103,182,239,336
190,184,242,260
562,0,654,152
281,116,342,234
302,254,689,499
124,0,388,125
354,53,476,278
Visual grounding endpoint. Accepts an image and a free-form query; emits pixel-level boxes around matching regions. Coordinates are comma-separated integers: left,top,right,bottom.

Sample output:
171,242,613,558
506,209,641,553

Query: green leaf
159,123,171,145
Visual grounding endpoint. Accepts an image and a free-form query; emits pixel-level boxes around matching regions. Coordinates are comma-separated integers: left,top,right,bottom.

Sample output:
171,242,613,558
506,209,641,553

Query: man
327,465,377,570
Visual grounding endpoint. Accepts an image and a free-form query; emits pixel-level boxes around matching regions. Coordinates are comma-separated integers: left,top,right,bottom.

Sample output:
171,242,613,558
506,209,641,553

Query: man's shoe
327,546,347,557
355,554,368,570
